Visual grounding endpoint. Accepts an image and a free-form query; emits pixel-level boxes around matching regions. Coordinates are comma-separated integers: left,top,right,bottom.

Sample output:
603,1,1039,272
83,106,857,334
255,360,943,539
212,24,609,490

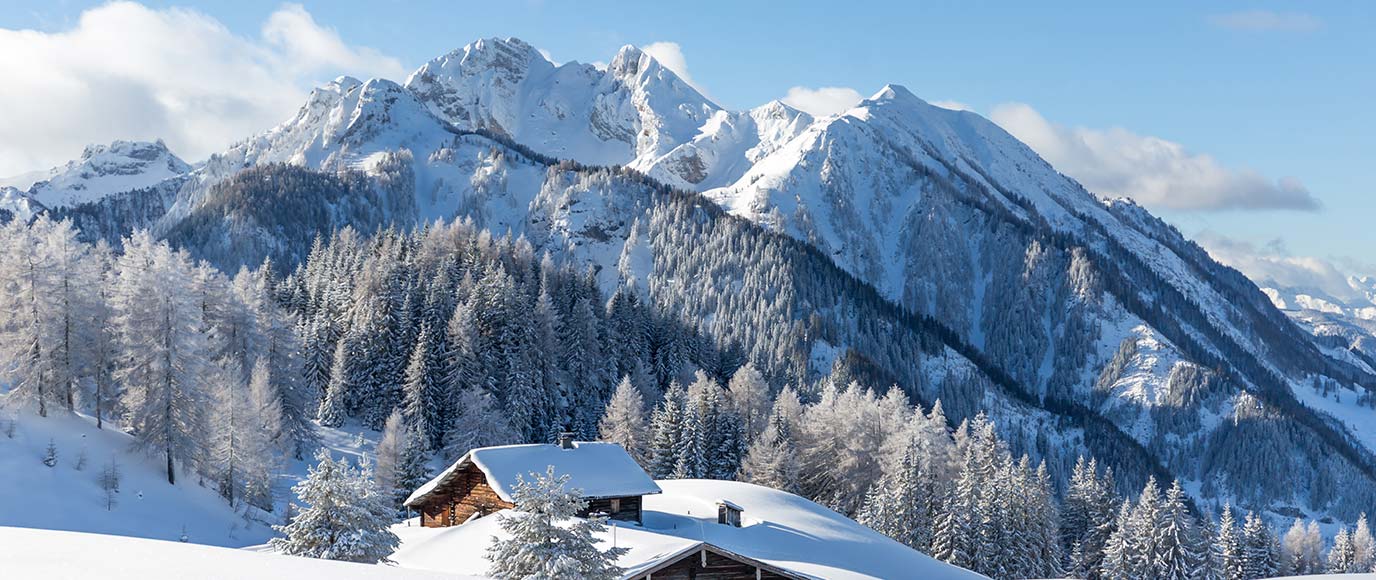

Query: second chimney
558,432,576,450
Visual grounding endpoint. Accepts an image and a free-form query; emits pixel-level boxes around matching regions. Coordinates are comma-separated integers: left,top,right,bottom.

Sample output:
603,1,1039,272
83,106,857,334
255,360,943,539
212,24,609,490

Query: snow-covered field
0,527,466,580
0,412,274,546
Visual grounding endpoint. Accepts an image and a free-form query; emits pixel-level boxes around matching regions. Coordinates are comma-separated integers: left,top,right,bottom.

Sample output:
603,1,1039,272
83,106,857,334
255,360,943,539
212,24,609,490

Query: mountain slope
47,37,1376,526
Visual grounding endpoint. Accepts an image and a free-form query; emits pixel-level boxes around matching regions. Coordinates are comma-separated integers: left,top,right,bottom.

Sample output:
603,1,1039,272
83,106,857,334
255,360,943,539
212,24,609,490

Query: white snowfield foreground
392,479,986,580
0,527,471,580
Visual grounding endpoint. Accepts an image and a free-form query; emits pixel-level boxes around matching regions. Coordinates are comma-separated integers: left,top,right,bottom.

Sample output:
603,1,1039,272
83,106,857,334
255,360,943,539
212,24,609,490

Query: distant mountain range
7,36,1376,527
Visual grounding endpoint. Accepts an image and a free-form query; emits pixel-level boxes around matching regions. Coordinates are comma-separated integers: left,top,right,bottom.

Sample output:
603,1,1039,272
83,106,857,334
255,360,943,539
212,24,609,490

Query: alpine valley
4,35,1376,579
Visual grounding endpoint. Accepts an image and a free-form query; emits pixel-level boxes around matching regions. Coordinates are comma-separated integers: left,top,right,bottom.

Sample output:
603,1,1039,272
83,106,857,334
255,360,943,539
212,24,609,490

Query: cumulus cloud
536,47,559,65
1197,232,1372,304
0,1,405,177
640,41,711,98
781,86,864,117
989,102,1320,211
930,99,973,112
1211,10,1322,33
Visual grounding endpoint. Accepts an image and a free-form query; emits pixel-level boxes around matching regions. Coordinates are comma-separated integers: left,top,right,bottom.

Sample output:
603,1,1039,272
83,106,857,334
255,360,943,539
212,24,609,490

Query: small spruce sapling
99,459,122,510
42,439,58,467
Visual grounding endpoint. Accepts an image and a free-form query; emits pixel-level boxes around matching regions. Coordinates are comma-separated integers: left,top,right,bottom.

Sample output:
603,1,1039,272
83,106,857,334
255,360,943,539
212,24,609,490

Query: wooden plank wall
417,463,514,527
583,495,643,523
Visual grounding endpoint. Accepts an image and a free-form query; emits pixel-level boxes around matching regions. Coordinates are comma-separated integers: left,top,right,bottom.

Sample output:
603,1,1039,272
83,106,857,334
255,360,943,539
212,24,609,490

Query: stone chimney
558,432,576,450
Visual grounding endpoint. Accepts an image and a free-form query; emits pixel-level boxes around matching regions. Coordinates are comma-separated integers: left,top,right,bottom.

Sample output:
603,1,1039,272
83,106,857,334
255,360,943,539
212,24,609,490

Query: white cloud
989,102,1319,211
0,1,405,177
1197,232,1373,305
640,41,710,98
930,100,973,112
781,86,864,117
1211,10,1322,33
536,47,558,65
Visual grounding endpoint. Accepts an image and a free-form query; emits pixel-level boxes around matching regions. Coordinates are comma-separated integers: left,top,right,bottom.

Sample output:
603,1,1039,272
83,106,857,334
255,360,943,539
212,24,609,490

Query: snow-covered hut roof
404,442,661,507
390,479,987,579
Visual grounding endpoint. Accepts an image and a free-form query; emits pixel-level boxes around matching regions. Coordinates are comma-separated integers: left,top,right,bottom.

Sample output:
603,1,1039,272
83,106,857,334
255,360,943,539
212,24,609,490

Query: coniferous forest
3,212,1372,579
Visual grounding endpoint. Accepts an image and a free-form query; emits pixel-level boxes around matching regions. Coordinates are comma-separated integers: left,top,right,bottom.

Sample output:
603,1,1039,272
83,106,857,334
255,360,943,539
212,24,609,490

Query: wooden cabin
404,435,662,527
628,544,808,580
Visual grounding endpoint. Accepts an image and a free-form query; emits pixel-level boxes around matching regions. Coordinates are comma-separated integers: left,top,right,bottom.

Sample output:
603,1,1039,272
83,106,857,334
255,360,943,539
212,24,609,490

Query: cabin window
610,498,622,514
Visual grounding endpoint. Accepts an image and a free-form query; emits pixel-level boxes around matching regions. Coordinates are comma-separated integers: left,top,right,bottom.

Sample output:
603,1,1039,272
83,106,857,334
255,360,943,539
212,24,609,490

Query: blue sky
2,1,1372,293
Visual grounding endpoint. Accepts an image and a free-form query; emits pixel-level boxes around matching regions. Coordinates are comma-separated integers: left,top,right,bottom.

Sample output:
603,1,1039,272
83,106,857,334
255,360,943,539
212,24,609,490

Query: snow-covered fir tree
1155,479,1205,580
647,381,685,479
485,466,628,580
393,425,431,510
1215,503,1244,580
317,337,352,428
1100,500,1136,580
269,449,399,563
401,323,448,450
1240,511,1277,579
1064,456,1119,579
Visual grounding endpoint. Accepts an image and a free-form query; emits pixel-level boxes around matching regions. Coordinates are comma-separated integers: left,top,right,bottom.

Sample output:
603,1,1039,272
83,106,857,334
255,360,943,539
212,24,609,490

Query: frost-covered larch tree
1353,513,1376,572
270,449,399,563
113,231,210,485
486,466,628,580
738,388,801,493
445,386,517,458
726,362,771,439
598,376,649,466
374,408,406,503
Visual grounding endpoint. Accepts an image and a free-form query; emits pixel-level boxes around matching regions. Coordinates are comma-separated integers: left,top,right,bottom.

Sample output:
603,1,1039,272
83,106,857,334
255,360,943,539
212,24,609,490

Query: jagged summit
17,139,189,209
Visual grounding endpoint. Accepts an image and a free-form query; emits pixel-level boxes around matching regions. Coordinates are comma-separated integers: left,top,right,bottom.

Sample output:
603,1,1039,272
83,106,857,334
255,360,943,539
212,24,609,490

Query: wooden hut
404,435,661,527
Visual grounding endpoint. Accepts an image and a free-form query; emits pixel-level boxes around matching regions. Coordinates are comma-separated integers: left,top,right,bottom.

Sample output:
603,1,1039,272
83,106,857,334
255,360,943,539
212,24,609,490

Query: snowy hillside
2,527,465,580
0,412,274,546
12,140,190,209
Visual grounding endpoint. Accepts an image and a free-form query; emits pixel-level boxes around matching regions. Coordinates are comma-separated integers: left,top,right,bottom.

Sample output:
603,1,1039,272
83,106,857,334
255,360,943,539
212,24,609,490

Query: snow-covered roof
391,479,986,580
404,442,661,507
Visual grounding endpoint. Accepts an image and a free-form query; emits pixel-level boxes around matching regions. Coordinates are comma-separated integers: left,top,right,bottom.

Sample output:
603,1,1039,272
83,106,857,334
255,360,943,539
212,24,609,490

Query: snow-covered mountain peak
22,139,190,209
331,75,363,90
197,76,443,178
607,44,645,72
868,83,923,103
402,37,719,169
0,185,43,222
